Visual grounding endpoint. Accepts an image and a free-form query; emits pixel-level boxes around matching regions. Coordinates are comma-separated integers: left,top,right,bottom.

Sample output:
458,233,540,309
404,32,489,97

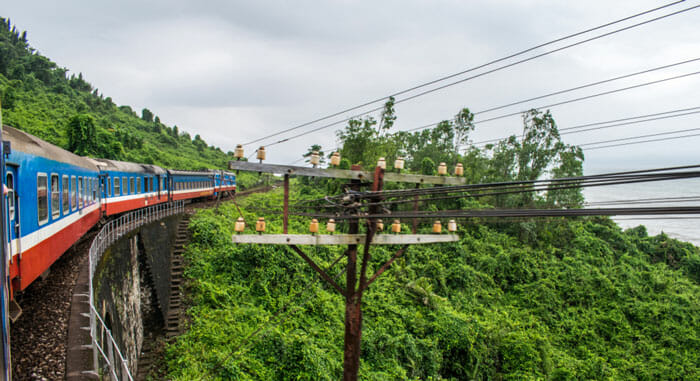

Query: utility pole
229,160,460,380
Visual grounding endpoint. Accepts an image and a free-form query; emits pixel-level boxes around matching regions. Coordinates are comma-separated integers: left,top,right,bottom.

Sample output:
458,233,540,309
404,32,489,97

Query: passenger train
2,125,235,299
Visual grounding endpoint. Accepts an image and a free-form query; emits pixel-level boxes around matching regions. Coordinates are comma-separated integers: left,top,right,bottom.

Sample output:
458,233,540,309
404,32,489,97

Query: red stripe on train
10,208,101,291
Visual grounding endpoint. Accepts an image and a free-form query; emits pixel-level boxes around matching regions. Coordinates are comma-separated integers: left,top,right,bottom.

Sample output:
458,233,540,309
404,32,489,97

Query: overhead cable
246,2,698,148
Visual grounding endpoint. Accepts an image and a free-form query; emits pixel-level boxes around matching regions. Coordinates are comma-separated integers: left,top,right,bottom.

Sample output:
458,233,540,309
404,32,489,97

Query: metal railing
88,201,185,380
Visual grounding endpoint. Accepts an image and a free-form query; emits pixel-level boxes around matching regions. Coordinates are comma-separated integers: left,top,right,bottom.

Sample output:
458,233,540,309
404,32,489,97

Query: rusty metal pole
283,174,289,234
343,165,362,381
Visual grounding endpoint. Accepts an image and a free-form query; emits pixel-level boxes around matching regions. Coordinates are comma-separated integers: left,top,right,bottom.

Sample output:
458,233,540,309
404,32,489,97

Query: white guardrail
88,201,185,380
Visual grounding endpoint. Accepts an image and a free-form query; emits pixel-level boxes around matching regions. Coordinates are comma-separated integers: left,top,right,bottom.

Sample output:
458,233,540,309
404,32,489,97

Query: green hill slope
0,18,233,170
167,188,700,380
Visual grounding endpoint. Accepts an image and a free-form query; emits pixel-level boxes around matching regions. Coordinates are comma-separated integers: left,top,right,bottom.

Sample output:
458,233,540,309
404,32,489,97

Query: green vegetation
166,99,700,379
0,18,233,170
167,189,700,380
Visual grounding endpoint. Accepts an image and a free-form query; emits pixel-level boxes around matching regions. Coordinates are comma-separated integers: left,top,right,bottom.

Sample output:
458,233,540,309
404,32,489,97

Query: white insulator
376,219,384,232
326,219,336,233
330,152,341,166
454,163,464,176
447,219,457,232
257,146,266,161
310,151,320,167
377,157,386,169
437,162,447,175
234,144,244,159
394,157,405,170
234,217,245,233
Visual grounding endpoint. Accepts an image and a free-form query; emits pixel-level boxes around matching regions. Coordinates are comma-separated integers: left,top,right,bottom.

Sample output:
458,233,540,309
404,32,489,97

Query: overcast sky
4,0,700,173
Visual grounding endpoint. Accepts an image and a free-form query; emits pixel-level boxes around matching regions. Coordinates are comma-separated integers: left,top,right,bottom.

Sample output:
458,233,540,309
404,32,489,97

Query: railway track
10,186,273,380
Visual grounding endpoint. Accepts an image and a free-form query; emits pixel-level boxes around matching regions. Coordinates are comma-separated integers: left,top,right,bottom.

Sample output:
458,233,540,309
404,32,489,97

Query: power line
472,106,700,146
584,131,700,150
463,70,700,128
293,165,700,210
268,67,700,149
246,2,698,148
240,0,685,147
579,126,700,147
474,57,700,116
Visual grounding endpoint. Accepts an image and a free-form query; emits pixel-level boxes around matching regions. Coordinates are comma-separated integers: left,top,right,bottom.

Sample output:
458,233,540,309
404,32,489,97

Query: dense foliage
0,18,233,170
167,190,700,380
164,94,700,380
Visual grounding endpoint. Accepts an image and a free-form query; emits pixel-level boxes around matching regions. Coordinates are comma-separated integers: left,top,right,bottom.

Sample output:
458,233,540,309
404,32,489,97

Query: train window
62,175,69,214
129,177,134,195
136,177,141,194
51,174,60,219
71,176,77,211
93,179,97,201
89,179,93,203
114,177,121,196
108,177,112,197
78,177,83,208
150,178,154,192
6,172,14,220
163,178,167,191
38,174,49,225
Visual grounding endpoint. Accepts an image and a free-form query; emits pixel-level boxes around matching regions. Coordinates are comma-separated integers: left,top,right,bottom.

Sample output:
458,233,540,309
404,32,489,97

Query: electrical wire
584,131,700,150
245,2,699,148
579,126,700,147
300,164,700,204
474,109,700,147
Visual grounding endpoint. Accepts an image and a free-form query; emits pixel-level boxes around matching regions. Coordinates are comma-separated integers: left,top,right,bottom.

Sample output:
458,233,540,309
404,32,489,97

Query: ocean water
583,178,700,246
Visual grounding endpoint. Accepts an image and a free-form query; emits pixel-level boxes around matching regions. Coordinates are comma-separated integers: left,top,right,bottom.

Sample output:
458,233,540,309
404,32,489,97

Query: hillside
166,187,700,380
165,103,700,379
0,18,233,170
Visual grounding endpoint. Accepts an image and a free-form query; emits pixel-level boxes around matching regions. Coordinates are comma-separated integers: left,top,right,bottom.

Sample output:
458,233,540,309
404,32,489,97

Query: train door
99,174,108,216
4,166,19,263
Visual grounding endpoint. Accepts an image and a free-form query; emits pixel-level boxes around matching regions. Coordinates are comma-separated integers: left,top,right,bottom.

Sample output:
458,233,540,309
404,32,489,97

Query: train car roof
89,158,166,175
168,169,214,177
2,125,99,171
206,169,237,177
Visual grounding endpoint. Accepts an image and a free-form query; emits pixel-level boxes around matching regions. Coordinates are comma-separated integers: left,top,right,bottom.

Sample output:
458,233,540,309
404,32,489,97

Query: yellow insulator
255,217,266,233
377,157,386,169
438,162,447,175
326,219,336,234
454,163,464,176
257,146,266,161
310,218,319,234
234,217,245,233
432,220,442,234
376,219,384,232
447,219,457,232
394,156,405,171
330,152,341,166
234,144,244,159
391,219,401,234
310,151,320,167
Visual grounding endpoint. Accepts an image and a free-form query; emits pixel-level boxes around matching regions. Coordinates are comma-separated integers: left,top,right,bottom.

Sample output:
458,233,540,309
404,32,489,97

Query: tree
378,96,397,133
141,108,154,122
66,113,97,155
486,109,584,208
453,107,475,153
